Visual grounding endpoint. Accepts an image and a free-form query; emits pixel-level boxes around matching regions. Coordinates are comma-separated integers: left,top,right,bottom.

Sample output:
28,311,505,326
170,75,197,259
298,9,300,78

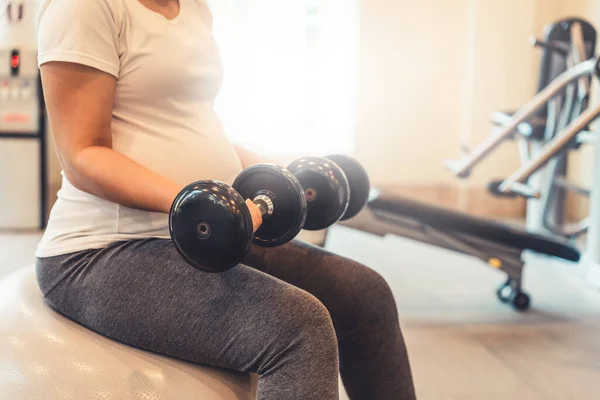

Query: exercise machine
438,53,600,307
449,18,597,240
497,19,595,240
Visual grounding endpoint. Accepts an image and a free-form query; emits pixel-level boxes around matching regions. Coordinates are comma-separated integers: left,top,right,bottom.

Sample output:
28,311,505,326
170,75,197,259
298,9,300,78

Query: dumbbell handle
195,192,274,241
253,194,275,218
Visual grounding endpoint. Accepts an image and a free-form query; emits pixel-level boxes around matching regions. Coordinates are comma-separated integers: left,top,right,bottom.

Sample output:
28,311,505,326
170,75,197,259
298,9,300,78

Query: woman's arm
42,62,183,214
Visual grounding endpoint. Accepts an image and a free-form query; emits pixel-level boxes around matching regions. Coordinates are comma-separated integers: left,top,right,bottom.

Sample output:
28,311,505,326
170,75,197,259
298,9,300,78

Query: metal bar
367,209,524,262
363,209,526,279
499,103,600,192
553,176,591,197
509,182,541,198
445,59,596,178
458,234,525,280
517,137,531,164
0,132,38,139
529,37,569,57
557,82,576,134
550,218,589,238
577,130,596,144
570,22,591,97
424,225,492,261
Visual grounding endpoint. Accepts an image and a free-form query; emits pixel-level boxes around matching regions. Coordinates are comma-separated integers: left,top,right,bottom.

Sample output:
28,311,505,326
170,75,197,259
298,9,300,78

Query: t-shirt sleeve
37,0,121,77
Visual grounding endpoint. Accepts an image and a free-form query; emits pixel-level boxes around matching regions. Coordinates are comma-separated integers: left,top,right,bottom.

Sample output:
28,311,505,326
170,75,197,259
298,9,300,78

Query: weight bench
490,18,596,143
366,194,581,311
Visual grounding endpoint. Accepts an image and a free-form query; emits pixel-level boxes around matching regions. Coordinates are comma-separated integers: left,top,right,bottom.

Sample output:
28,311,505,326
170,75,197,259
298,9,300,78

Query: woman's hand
245,199,263,233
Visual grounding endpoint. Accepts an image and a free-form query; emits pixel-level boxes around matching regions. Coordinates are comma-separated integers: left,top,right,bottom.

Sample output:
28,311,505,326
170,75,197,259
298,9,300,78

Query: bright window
208,0,359,156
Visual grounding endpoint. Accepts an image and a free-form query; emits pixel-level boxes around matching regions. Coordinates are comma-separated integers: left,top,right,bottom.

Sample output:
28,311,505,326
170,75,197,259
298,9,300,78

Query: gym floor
2,225,599,400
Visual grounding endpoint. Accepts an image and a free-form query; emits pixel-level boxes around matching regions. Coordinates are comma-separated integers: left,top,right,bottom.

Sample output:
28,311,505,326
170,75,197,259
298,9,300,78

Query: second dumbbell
287,155,370,231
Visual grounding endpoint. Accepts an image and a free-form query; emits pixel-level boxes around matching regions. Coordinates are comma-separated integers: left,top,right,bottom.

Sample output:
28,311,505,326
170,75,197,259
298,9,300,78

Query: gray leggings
36,239,415,400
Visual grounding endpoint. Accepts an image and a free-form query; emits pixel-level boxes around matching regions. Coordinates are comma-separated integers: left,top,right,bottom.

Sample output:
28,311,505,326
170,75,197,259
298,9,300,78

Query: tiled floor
326,225,600,400
2,224,600,399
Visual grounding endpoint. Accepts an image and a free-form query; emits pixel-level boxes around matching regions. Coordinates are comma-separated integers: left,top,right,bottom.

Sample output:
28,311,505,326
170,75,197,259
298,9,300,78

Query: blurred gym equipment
366,195,580,311
288,157,350,231
348,18,600,311
288,155,370,230
0,0,47,229
446,18,597,240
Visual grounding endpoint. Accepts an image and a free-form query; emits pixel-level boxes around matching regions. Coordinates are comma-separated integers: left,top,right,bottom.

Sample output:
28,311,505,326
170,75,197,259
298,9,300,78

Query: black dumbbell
287,155,370,231
326,155,371,221
169,164,307,273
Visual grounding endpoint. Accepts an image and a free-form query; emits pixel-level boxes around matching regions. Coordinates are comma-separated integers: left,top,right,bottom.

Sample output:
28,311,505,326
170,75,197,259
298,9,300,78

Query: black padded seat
369,195,581,262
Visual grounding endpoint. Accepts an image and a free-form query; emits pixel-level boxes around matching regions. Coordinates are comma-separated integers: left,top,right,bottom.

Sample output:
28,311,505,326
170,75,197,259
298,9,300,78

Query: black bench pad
369,195,581,262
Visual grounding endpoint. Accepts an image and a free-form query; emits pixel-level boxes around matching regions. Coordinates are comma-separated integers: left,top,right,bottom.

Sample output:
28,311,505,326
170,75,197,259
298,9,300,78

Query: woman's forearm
41,63,184,215
67,146,184,214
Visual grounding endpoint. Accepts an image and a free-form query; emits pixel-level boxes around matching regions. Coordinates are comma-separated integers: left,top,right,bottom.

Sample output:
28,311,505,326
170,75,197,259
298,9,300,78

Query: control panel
0,47,40,134
0,45,45,229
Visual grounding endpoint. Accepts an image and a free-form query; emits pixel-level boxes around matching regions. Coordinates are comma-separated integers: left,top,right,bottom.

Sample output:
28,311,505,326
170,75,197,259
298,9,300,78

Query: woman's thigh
244,240,416,399
36,239,338,375
243,239,398,333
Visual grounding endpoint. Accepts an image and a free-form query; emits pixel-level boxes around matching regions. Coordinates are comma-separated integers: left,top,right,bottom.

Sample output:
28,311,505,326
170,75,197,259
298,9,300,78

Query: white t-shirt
36,0,243,257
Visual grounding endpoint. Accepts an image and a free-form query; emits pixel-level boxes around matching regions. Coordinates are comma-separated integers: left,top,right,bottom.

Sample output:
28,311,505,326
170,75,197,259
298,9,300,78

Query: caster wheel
496,282,512,304
510,292,531,311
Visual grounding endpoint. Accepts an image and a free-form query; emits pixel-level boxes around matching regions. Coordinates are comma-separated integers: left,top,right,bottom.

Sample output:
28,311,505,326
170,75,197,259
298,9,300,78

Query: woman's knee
336,262,399,327
260,289,338,373
281,289,337,344
359,266,396,308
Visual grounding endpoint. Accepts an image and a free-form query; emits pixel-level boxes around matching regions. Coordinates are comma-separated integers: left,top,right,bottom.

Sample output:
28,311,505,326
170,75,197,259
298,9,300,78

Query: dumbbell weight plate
287,157,350,231
169,181,253,273
233,164,307,247
326,155,370,221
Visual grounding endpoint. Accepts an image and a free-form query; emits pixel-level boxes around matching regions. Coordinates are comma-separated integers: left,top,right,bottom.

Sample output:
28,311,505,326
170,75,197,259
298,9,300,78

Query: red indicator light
11,55,19,69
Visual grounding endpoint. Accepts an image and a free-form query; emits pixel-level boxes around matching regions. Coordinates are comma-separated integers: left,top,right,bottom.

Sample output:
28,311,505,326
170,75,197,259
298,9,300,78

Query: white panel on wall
0,139,40,229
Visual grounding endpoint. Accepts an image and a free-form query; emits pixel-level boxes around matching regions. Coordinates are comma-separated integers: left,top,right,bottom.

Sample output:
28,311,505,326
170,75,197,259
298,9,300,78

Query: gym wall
355,0,543,218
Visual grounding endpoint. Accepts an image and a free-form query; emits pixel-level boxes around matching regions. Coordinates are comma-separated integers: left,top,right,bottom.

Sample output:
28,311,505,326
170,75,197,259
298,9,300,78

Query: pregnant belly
114,129,244,187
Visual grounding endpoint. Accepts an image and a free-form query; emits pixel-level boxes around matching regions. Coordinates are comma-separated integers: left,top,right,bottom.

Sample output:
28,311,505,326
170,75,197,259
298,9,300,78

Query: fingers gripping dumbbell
169,164,307,273
287,155,371,231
